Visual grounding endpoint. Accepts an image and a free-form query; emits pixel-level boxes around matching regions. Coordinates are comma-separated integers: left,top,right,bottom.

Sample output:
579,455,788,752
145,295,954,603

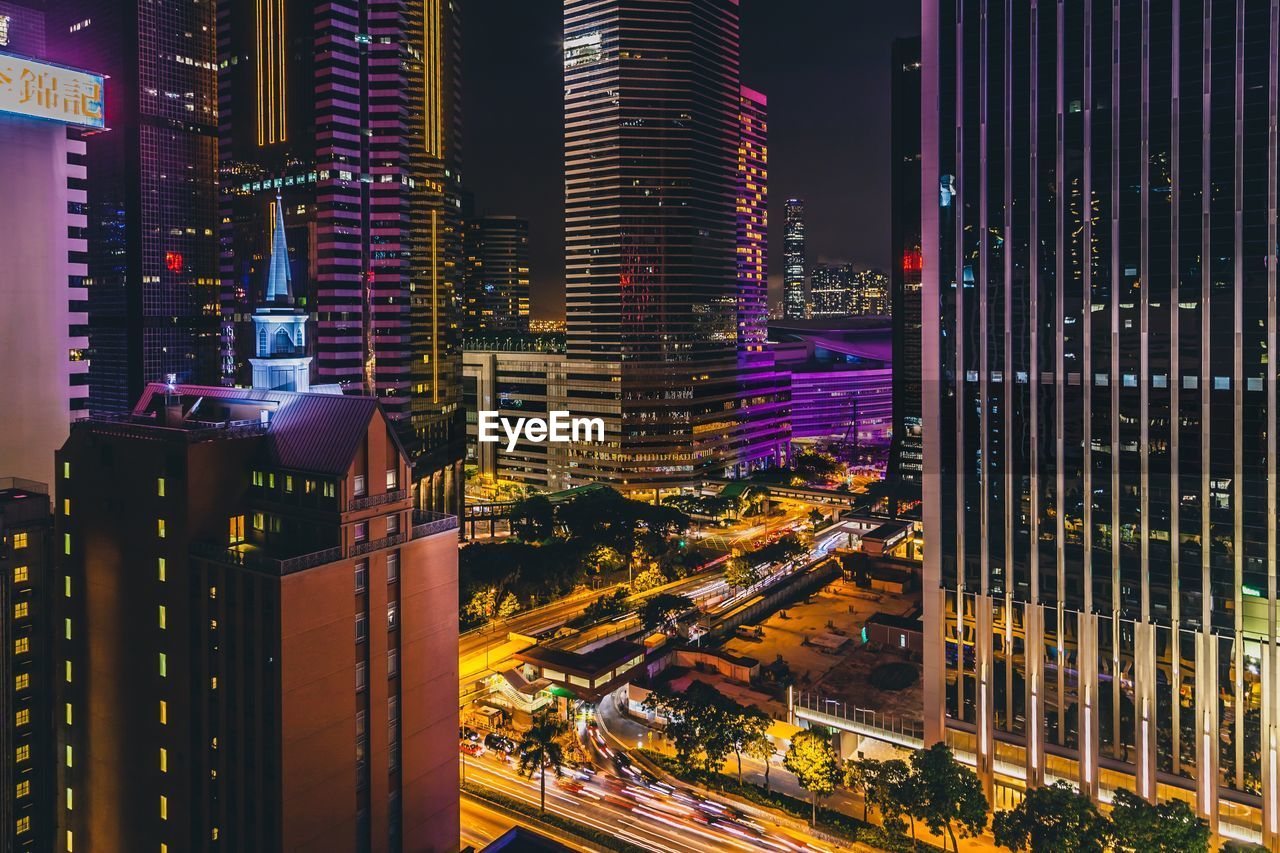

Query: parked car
484,733,517,753
460,726,479,742
459,741,485,757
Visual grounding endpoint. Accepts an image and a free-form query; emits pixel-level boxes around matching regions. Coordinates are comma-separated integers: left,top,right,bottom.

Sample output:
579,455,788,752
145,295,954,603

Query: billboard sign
0,51,104,128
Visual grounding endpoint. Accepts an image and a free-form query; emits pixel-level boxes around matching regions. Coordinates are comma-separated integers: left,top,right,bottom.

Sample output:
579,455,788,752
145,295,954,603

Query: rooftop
515,639,646,678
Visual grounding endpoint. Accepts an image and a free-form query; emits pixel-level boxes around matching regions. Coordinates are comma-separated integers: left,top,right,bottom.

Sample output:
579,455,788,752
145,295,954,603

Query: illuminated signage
0,52,104,128
0,16,10,47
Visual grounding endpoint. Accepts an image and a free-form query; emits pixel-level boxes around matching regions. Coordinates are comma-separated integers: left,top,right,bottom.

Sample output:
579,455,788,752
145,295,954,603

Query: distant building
55,383,460,852
737,86,769,350
850,269,890,317
889,37,922,507
463,216,531,335
0,3,96,487
769,320,892,445
527,318,566,335
809,264,853,317
0,478,54,852
783,199,807,319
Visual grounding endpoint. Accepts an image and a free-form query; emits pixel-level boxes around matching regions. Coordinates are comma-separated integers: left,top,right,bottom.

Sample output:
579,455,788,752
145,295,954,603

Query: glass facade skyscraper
46,1,221,415
923,0,1280,843
462,215,530,335
783,198,807,319
737,85,769,350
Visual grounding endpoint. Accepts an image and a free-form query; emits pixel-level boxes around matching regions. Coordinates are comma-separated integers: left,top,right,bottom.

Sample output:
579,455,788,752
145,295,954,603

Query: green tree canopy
639,593,695,633
992,781,1110,853
783,729,844,825
1109,788,1211,853
510,494,556,541
517,711,569,813
909,742,988,853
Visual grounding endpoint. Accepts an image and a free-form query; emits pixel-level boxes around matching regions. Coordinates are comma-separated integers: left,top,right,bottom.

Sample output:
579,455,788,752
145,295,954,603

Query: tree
461,586,498,627
808,508,825,528
726,704,772,784
909,742,988,853
725,555,762,590
639,593,694,633
992,781,1110,853
510,494,556,542
1109,788,1210,853
783,729,843,826
744,728,775,791
642,682,734,773
496,591,521,619
631,565,666,593
517,711,568,813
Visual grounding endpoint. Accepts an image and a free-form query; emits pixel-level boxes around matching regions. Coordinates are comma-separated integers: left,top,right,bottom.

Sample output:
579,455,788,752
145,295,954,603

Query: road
459,794,594,852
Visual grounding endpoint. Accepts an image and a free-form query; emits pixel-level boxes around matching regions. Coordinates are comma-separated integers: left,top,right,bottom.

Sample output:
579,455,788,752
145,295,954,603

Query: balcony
349,488,409,511
411,510,459,539
192,541,344,575
350,532,408,557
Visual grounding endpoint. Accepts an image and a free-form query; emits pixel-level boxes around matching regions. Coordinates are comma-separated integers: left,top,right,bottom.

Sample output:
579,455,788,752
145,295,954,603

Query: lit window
209,586,217,600
159,700,167,724
158,557,166,582
64,533,70,555
64,618,71,640
66,745,72,767
252,471,264,487
64,576,70,597
354,474,367,497
160,795,167,820
11,532,26,549
13,602,27,619
268,473,275,488
157,477,166,497
14,709,27,726
212,828,219,841
15,745,28,763
62,461,70,479
12,565,26,583
210,676,217,690
305,479,316,494
14,780,28,799
159,605,167,629
67,830,73,851
65,661,72,682
159,653,167,677
229,515,245,544
354,521,368,544
157,519,166,539
285,475,294,493
160,748,167,773
15,816,28,835
386,468,398,490
323,482,335,498
64,498,71,515
14,637,27,654
14,674,27,691
65,703,71,725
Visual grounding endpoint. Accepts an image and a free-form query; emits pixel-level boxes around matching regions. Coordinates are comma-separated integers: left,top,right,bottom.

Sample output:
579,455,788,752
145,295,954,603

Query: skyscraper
809,263,852,317
463,216,531,335
924,1,1280,844
217,0,465,514
0,3,96,489
782,198,807,319
46,0,221,415
737,86,768,350
562,0,789,493
889,37,923,508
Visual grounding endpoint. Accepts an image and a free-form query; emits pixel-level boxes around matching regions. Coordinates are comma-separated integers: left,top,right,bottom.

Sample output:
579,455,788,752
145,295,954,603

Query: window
63,533,70,555
386,513,399,535
158,557,166,581
64,576,70,597
388,648,398,678
13,602,27,619
268,473,276,488
67,788,73,812
252,470,264,487
14,674,28,691
160,795,167,820
158,605,166,630
15,745,28,763
157,519,166,539
14,780,28,799
64,618,71,639
65,703,71,725
268,515,282,534
65,745,72,767
387,552,399,583
355,560,368,592
65,661,71,682
15,709,28,727
159,652,167,677
356,661,367,691
354,521,369,544
305,479,316,494
159,700,167,725
386,468,398,490
160,748,167,773
62,461,70,479
12,565,26,583
14,637,27,655
354,474,367,497
157,477,166,497
323,481,336,498
387,602,398,630
15,816,28,835
230,514,245,544
356,614,367,643
64,498,71,515
285,475,294,493
11,532,26,549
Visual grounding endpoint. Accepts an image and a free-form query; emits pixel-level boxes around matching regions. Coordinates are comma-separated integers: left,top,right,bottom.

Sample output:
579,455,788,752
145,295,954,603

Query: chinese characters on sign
0,16,10,48
0,52,104,128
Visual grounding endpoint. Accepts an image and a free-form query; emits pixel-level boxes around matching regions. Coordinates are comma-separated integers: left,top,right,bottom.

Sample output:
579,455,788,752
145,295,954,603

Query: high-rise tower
46,0,221,415
924,1,1280,845
562,0,789,493
782,198,807,319
737,86,768,350
217,0,464,514
462,216,530,335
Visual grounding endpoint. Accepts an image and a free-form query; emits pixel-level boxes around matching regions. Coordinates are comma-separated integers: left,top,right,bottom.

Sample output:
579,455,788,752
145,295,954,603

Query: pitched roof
133,383,406,476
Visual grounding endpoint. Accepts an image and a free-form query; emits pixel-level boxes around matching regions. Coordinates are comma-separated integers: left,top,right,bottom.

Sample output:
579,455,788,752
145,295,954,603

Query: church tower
249,198,312,392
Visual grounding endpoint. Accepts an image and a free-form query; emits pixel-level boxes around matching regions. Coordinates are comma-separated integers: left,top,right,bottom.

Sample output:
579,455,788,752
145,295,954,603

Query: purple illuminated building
737,85,768,351
216,0,464,513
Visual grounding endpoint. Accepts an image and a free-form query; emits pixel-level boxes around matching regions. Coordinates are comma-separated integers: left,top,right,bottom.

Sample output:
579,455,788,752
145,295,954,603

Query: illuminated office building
463,216,530,335
889,36,923,503
0,3,95,487
562,0,789,494
923,1,1280,845
809,263,852,317
46,0,221,414
782,198,807,319
217,0,465,513
737,85,768,350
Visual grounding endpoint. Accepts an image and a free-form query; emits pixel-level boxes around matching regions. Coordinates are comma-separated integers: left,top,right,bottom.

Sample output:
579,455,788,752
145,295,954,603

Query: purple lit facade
737,85,768,351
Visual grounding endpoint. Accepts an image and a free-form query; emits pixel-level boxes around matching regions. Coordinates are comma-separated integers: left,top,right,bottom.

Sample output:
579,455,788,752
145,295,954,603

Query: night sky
462,1,921,320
